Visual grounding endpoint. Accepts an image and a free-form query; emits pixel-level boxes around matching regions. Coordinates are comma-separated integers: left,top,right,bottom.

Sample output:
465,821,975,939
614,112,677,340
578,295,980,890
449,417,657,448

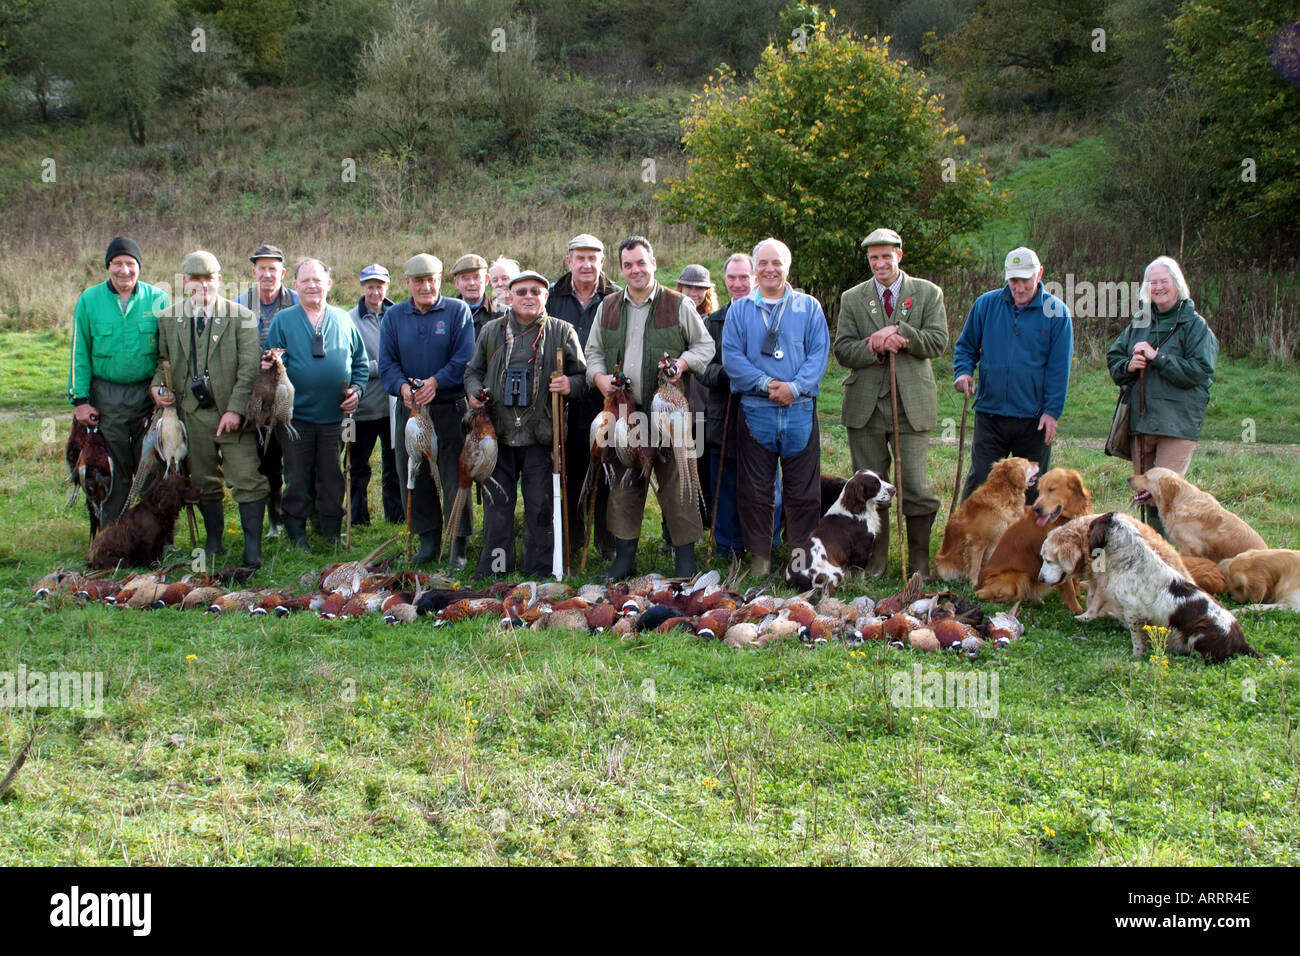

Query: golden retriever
1128,467,1267,562
1219,549,1300,610
1040,513,1224,621
975,468,1091,613
934,457,1038,584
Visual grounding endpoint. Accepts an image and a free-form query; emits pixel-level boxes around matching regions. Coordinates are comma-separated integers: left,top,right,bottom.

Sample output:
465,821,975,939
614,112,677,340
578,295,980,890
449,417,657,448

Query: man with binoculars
152,250,269,568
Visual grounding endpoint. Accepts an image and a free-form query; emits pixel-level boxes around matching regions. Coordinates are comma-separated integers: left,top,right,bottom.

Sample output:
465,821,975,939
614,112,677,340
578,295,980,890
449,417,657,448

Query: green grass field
2,327,1298,865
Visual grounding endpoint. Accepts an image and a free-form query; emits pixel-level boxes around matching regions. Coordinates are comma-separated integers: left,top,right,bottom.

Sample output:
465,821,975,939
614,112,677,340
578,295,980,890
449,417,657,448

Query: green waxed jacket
834,271,949,432
68,280,171,401
153,296,261,436
1106,299,1218,441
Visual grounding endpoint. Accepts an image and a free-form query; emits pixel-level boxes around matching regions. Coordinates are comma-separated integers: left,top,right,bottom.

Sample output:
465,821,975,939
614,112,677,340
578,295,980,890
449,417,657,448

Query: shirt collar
873,274,902,302
747,283,792,308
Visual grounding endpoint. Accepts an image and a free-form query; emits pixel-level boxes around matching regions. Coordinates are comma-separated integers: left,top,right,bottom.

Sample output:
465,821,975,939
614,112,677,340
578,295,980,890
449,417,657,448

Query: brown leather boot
866,506,890,576
906,512,936,582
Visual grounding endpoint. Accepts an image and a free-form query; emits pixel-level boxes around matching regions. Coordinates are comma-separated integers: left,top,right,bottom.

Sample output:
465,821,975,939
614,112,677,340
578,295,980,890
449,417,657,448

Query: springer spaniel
786,468,896,593
1086,512,1259,663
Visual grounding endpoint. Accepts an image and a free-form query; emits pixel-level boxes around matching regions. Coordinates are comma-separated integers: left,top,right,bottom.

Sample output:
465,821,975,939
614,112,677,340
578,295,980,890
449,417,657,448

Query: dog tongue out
1035,506,1061,528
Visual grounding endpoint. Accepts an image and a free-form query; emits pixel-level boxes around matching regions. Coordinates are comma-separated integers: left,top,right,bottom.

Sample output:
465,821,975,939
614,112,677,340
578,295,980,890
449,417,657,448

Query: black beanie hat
104,236,143,268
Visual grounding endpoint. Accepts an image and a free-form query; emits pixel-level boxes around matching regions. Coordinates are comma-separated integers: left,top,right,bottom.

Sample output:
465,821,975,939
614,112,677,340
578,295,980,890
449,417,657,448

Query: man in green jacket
834,227,949,578
151,251,269,568
68,235,170,523
464,271,587,576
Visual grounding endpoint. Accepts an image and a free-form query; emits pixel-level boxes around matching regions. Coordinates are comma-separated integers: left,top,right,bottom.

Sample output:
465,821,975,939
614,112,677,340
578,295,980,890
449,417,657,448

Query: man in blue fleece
378,254,476,567
721,237,830,579
952,246,1073,504
264,258,369,548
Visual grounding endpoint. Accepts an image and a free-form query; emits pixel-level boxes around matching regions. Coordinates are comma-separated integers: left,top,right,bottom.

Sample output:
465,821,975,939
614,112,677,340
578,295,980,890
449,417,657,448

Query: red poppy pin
903,298,913,309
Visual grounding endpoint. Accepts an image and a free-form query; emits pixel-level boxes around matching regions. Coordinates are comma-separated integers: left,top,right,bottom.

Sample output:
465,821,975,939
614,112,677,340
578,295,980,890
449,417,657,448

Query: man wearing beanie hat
151,251,269,568
952,247,1072,503
68,235,171,523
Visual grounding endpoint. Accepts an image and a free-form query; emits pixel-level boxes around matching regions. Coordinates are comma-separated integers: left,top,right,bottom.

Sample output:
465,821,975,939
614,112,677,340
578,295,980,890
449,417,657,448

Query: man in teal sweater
68,235,171,523
264,258,369,548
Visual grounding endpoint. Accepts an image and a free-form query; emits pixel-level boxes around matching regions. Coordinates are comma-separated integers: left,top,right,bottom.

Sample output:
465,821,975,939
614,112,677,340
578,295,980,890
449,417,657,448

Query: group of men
67,228,1072,580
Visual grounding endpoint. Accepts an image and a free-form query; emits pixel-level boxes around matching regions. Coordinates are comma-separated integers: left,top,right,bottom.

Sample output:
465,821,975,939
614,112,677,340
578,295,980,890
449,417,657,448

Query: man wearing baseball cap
952,246,1073,503
236,242,299,538
152,251,269,567
378,253,476,567
548,233,621,560
464,270,587,577
347,263,401,526
67,235,171,523
450,253,495,338
834,227,949,579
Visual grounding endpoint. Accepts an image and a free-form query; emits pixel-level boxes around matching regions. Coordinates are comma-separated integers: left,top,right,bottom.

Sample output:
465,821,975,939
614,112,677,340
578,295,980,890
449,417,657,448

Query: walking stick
889,352,908,580
342,413,353,551
707,394,733,563
949,386,971,518
1137,367,1149,527
550,351,566,581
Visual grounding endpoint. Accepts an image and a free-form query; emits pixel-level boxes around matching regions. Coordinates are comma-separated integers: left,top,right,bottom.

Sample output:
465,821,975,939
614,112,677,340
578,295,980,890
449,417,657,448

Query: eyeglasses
512,288,545,297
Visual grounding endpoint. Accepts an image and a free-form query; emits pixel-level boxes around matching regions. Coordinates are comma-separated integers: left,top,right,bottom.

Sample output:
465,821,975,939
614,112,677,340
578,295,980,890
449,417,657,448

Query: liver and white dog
1086,512,1258,663
785,468,896,593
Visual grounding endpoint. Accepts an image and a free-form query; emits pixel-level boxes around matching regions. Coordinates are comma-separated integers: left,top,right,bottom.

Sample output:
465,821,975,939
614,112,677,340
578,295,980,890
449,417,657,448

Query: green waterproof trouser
183,407,269,504
89,378,153,522
847,391,940,517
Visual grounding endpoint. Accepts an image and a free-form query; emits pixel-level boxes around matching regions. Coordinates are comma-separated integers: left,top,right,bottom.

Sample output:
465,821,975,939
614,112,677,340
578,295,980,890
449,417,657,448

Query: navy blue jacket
952,283,1073,420
378,295,475,403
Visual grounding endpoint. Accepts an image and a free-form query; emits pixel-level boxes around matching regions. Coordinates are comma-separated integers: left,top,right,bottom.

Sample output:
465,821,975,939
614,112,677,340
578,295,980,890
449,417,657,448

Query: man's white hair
751,238,792,270
490,257,521,276
1139,255,1191,307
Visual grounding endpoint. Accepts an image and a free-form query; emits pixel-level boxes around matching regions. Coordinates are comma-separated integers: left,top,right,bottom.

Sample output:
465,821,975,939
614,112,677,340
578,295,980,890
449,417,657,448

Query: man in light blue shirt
721,238,831,578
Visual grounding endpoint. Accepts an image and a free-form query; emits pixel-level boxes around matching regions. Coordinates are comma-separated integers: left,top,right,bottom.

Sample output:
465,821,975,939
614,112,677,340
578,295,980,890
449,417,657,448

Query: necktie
196,314,206,335
883,288,894,318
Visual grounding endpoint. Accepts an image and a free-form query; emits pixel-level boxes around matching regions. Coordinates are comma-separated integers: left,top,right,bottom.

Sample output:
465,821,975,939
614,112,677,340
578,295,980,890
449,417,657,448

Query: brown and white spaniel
785,468,896,593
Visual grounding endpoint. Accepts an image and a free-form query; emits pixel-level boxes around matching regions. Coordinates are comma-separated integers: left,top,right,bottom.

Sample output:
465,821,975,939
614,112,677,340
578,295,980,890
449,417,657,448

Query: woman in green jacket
1106,255,1219,482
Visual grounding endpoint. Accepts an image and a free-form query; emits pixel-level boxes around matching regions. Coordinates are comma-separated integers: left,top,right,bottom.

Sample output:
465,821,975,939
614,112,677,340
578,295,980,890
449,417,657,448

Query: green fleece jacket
68,279,171,402
1106,298,1218,440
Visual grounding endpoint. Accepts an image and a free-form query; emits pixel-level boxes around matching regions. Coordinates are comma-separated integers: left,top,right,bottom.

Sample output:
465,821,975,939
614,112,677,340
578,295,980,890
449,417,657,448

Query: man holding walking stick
464,271,586,578
834,228,949,579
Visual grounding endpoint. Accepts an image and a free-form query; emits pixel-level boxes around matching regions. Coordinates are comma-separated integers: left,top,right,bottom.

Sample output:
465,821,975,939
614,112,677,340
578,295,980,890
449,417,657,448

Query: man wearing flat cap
236,243,299,538
451,253,496,339
152,251,269,567
378,253,476,567
347,263,401,526
464,270,587,576
68,235,171,523
952,246,1072,503
548,233,621,560
834,227,949,579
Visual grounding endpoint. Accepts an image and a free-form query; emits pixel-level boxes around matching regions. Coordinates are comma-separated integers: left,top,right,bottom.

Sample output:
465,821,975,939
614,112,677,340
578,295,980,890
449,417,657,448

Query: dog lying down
1040,513,1228,621
785,468,895,593
935,457,1038,584
1085,512,1258,662
1219,549,1300,611
88,474,202,571
1129,467,1267,562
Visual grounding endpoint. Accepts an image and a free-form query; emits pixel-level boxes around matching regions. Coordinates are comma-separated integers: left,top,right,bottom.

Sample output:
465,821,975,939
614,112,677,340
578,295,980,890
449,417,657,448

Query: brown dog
88,474,202,570
975,467,1091,612
935,457,1038,584
1219,549,1300,610
1129,467,1266,562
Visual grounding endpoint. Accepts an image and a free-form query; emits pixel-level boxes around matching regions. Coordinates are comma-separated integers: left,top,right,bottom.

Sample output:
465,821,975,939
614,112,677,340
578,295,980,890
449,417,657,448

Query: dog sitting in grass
88,474,201,570
934,457,1038,584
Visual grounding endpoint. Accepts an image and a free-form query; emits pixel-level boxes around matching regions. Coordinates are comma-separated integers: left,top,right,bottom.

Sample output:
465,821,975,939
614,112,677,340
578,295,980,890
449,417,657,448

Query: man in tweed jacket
833,228,948,578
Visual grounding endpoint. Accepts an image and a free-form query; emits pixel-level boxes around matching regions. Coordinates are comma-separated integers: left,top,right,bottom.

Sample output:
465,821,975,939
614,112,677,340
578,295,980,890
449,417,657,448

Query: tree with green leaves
659,23,1002,315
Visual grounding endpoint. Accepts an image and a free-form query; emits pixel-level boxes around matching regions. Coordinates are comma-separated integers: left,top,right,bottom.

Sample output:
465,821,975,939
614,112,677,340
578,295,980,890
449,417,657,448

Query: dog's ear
841,474,870,514
1158,474,1180,507
1087,513,1111,554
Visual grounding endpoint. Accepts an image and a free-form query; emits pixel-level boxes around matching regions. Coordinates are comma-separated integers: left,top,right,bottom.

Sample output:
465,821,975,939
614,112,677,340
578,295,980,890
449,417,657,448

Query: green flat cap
861,228,902,248
451,254,488,275
182,250,221,276
404,253,443,277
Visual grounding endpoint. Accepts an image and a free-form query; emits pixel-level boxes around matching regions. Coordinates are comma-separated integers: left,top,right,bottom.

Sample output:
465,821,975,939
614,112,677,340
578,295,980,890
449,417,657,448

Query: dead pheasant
321,537,401,599
651,354,701,510
245,348,298,441
65,419,113,537
579,372,649,571
445,389,503,552
123,400,189,514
